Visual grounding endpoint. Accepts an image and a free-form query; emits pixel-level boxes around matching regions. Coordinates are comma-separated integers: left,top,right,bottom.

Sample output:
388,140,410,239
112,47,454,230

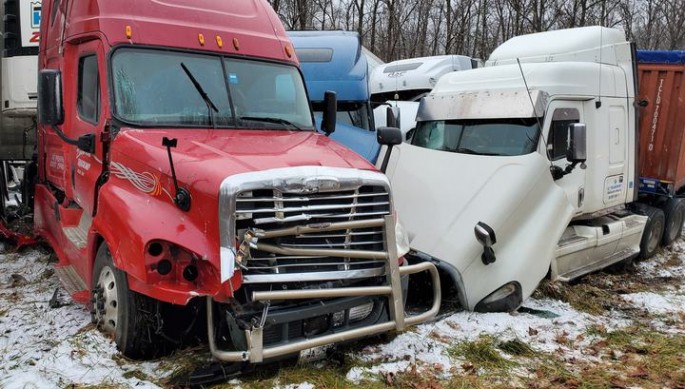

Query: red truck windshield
111,47,314,130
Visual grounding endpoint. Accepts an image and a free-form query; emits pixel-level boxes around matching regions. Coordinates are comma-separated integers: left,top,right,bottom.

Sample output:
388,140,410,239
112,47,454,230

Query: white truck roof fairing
417,89,548,121
431,60,631,106
370,55,475,100
486,26,634,96
488,26,628,67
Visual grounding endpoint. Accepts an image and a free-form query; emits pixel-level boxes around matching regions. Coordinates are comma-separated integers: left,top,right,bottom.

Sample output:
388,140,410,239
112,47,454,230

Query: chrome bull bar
207,215,441,363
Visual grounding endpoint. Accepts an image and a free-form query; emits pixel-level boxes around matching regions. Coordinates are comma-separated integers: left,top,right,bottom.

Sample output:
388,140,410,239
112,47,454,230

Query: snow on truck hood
385,144,574,308
111,128,376,191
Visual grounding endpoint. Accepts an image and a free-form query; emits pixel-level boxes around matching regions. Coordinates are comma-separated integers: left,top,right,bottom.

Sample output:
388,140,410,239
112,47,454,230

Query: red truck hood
110,128,375,195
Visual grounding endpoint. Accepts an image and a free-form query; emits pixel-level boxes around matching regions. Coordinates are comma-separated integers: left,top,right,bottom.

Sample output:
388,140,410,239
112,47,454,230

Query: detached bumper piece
207,216,441,363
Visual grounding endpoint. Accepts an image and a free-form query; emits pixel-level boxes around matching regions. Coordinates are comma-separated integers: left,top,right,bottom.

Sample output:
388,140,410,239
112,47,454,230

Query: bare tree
269,0,683,61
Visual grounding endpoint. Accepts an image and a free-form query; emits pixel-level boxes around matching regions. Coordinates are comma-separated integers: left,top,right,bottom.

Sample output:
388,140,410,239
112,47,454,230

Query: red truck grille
234,185,391,283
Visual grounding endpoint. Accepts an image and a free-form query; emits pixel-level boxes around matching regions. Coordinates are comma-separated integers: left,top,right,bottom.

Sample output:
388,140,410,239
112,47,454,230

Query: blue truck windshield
313,101,372,130
111,48,314,129
412,118,540,156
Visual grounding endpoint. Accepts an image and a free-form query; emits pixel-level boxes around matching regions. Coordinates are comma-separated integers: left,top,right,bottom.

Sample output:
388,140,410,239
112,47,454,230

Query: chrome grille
235,185,391,282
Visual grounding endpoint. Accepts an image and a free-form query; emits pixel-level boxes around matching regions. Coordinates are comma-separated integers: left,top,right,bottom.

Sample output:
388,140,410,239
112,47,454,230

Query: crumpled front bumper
206,216,441,363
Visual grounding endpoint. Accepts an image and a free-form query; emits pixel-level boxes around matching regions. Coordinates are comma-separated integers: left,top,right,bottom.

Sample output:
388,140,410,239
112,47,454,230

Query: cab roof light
233,37,240,51
216,35,223,49
125,25,132,39
198,33,205,46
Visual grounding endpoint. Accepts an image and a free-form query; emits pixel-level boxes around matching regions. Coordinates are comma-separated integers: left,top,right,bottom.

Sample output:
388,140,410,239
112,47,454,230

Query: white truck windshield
412,118,540,156
111,48,314,130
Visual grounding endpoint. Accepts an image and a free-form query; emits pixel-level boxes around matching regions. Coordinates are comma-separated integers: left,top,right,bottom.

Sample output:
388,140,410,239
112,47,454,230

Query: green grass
445,335,513,371
122,369,152,381
497,338,536,357
534,279,615,315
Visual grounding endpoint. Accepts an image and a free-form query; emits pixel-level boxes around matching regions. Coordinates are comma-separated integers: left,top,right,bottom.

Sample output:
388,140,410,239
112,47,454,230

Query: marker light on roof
125,25,132,39
198,33,205,46
216,35,223,49
233,38,240,51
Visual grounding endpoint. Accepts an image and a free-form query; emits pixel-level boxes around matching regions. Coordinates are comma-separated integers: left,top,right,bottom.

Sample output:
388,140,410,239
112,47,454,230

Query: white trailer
0,0,40,204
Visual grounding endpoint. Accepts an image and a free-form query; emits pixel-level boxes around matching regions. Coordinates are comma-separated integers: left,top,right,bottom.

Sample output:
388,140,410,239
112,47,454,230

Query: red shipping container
637,50,685,193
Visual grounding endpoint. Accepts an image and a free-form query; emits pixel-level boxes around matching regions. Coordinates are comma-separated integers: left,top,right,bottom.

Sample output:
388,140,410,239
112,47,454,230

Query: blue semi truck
288,31,380,162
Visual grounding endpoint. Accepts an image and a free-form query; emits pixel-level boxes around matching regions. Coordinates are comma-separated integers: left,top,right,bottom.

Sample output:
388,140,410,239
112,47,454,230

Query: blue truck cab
288,31,379,162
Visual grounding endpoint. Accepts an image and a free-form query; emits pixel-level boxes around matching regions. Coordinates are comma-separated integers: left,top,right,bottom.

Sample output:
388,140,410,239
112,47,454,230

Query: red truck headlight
145,240,205,284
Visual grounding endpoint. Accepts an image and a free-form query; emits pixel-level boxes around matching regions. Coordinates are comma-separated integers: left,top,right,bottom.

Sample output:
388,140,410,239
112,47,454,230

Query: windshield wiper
180,62,218,128
239,116,303,131
456,147,503,156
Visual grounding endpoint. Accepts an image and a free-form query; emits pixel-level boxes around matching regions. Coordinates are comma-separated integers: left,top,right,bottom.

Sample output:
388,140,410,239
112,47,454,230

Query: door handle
578,187,585,207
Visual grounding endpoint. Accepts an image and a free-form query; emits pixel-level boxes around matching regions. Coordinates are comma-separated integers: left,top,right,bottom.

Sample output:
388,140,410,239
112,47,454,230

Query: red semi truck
2,0,441,361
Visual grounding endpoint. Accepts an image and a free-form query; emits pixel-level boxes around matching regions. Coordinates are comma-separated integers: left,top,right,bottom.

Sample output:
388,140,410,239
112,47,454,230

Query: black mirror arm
564,161,581,174
379,145,394,173
550,161,582,181
48,124,97,153
162,137,191,212
50,124,79,146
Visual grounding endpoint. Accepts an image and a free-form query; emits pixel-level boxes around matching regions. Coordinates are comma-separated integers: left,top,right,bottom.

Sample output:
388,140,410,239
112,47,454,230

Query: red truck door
68,40,106,216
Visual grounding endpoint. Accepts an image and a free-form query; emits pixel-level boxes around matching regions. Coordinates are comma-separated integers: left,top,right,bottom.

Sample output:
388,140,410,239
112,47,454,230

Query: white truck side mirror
386,106,400,129
474,221,497,265
567,123,587,163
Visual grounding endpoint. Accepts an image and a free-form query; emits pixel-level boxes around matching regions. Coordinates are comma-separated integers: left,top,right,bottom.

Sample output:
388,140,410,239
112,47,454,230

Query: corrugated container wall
637,50,685,193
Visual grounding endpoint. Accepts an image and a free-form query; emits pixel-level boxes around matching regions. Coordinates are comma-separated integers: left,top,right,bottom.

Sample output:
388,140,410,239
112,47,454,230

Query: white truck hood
386,144,574,309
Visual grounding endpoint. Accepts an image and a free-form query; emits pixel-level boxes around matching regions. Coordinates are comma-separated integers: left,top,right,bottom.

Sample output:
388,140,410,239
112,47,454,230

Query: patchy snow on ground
0,248,168,389
1,236,684,388
346,295,621,381
344,246,685,383
621,292,685,315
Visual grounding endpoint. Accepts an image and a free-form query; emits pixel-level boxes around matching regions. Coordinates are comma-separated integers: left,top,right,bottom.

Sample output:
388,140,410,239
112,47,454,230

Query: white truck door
544,102,586,215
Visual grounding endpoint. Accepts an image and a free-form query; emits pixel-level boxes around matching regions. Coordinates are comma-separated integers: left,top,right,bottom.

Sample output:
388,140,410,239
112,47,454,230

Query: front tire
92,244,164,359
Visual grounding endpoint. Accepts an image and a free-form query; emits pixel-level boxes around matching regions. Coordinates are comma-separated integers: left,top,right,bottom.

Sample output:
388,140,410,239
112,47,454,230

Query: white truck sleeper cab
387,26,649,312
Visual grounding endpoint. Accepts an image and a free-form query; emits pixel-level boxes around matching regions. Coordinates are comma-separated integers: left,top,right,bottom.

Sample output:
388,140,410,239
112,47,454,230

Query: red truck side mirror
38,70,64,126
377,126,403,173
321,90,336,136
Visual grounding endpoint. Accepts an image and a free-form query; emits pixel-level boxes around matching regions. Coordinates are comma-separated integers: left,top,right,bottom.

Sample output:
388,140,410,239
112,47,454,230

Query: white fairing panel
385,144,574,310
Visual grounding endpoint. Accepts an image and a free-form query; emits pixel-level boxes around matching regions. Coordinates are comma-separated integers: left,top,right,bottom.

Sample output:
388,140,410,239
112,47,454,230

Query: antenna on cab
596,27,604,109
516,58,552,164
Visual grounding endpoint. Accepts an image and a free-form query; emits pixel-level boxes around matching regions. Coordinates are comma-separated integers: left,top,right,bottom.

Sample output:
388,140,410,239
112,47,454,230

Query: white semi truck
380,26,683,312
371,55,477,136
